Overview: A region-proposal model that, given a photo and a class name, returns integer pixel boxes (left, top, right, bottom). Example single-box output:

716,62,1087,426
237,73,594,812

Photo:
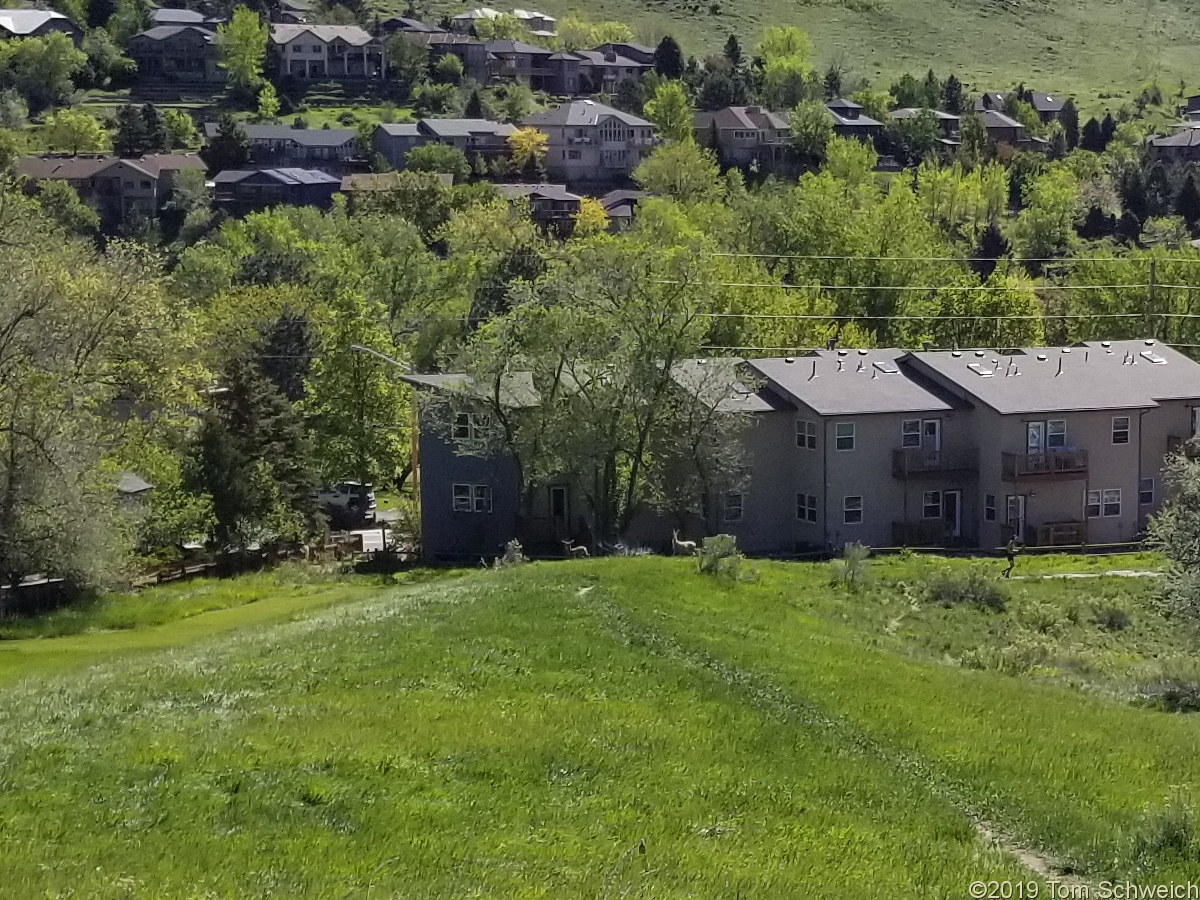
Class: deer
562,539,590,558
672,529,698,556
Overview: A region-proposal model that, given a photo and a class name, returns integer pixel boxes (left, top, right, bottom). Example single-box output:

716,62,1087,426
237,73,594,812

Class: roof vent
1061,347,1071,353
783,356,795,364
967,363,994,377
1140,350,1167,365
974,350,986,357
873,361,899,375
858,349,869,355
1036,354,1047,361
1100,341,1111,348
837,349,848,357
1145,339,1156,346
951,351,962,358
697,358,707,365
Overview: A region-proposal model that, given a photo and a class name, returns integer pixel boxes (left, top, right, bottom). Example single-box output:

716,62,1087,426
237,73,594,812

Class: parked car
314,481,376,522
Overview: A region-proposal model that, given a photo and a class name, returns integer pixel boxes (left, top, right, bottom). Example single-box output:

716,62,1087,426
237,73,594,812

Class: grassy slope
403,0,1199,102
1,554,1198,896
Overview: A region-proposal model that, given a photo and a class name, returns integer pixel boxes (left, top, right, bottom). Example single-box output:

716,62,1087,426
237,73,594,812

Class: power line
699,251,1200,265
655,279,1175,292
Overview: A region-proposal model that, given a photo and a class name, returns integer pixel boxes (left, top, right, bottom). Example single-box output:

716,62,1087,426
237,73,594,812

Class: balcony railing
891,446,978,479
1001,448,1088,481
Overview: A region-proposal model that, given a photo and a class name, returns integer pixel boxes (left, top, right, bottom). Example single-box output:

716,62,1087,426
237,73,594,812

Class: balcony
891,446,978,479
1001,448,1088,481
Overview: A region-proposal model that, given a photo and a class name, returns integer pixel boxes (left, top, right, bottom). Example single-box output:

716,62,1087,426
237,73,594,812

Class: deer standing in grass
672,530,698,556
562,539,589,558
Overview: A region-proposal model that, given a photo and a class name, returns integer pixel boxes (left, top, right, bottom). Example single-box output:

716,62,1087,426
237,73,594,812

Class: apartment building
406,340,1200,560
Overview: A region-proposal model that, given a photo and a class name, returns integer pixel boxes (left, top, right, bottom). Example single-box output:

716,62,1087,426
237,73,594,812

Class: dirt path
974,820,1093,889
1009,569,1160,580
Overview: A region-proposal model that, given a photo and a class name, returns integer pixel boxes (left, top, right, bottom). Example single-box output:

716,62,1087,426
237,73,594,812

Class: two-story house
203,123,358,169
0,8,81,43
826,98,884,141
270,24,385,80
1149,127,1200,164
523,100,657,185
211,166,342,213
372,118,516,169
693,105,791,167
404,340,1200,560
129,25,224,84
485,39,579,94
574,47,653,94
978,108,1026,147
17,153,206,227
148,8,222,29
888,107,961,145
495,182,581,233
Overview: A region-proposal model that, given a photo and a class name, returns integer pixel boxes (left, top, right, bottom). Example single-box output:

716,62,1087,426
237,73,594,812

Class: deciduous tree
216,5,268,98
644,80,693,144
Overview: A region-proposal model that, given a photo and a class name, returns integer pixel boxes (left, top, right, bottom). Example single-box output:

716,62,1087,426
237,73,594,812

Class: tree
0,32,87,111
383,33,428,97
113,103,146,156
942,74,964,114
216,5,268,98
141,102,169,151
889,73,924,109
0,89,25,128
654,35,685,79
201,113,250,172
1150,448,1200,616
573,197,609,236
43,108,108,154
1101,111,1117,145
163,108,199,148
754,25,811,65
788,100,833,162
1014,167,1078,262
498,81,535,123
80,27,135,89
507,126,548,176
970,220,1010,280
889,108,940,165
723,33,742,69
1177,175,1200,230
464,88,485,119
633,142,721,203
433,52,463,84
613,76,647,114
921,69,940,107
1079,116,1106,152
405,142,471,182
411,82,459,117
644,80,693,144
1060,98,1079,149
256,82,280,120
823,64,841,100
105,0,150,46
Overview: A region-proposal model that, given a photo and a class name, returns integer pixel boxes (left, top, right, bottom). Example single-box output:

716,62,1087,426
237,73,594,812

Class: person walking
1003,535,1022,578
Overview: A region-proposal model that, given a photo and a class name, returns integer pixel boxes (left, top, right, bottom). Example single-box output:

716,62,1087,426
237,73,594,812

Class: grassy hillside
3,554,1200,896
405,0,1200,103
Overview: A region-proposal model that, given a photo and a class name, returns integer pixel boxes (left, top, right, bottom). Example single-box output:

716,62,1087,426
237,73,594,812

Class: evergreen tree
889,73,923,108
1120,168,1148,222
87,0,116,30
112,103,146,156
464,88,485,119
1079,116,1105,152
654,35,684,79
971,220,1010,280
1059,98,1079,149
1076,205,1115,240
1100,111,1117,145
1176,174,1200,229
1048,128,1068,160
941,74,963,113
723,33,742,70
202,113,250,172
141,102,169,152
921,68,940,107
1115,210,1141,244
823,63,841,101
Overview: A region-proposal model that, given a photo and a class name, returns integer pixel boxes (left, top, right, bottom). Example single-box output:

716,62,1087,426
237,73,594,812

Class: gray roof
270,24,374,45
484,38,551,54
599,188,647,209
495,182,581,202
202,122,356,146
694,105,789,131
524,100,651,128
213,167,341,185
150,8,208,24
1028,91,1065,113
979,109,1024,130
117,471,154,495
746,350,953,416
672,359,779,413
376,122,421,137
826,102,883,128
419,117,515,138
380,15,441,32
907,341,1200,414
0,8,73,34
889,107,960,122
134,23,215,41
402,372,540,409
1151,129,1200,149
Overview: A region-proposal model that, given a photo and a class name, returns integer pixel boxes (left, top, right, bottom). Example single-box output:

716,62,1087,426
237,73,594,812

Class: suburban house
1149,127,1200,163
211,167,342,212
128,25,224,83
599,188,647,230
1181,94,1200,121
377,16,443,35
523,100,657,185
975,89,1066,123
203,123,359,169
495,182,581,233
974,91,1011,112
889,107,961,144
0,8,81,42
592,41,654,64
270,24,385,80
148,8,221,29
406,340,1200,560
826,98,884,140
372,118,516,169
270,0,313,24
485,39,580,94
450,7,556,37
16,153,205,226
978,108,1026,147
573,47,653,93
693,105,790,167
418,32,490,83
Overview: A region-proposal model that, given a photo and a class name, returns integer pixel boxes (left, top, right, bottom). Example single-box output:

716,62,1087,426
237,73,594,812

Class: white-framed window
922,491,941,519
843,495,862,525
452,483,492,513
835,422,855,451
452,411,489,442
723,491,743,522
901,419,921,448
796,493,817,522
1103,488,1121,517
1112,416,1130,445
1046,419,1066,448
1085,489,1101,518
984,493,996,521
1140,477,1155,505
796,419,816,449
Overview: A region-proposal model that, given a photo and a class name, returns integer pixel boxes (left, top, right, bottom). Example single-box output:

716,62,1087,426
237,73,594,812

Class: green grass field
4,553,1200,897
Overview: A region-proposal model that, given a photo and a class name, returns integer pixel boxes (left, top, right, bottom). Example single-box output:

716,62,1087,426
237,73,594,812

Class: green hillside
3,555,1200,897
410,0,1200,102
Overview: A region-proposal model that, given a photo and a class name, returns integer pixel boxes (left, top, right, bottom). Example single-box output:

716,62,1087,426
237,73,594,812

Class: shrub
923,569,1007,612
1093,604,1131,632
1018,598,1065,635
1127,792,1200,865
1136,679,1200,713
959,638,1051,675
696,534,752,581
829,541,870,592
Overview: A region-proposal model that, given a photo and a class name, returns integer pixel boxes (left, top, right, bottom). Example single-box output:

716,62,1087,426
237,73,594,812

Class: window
796,419,816,449
1140,477,1155,505
452,411,489,442
1103,488,1121,517
1112,416,1131,445
922,491,942,519
901,419,921,448
843,495,862,525
1086,490,1101,518
984,493,996,521
723,491,743,522
292,44,301,52
835,422,855,451
796,493,817,522
567,150,581,159
452,484,492,513
1047,419,1066,448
